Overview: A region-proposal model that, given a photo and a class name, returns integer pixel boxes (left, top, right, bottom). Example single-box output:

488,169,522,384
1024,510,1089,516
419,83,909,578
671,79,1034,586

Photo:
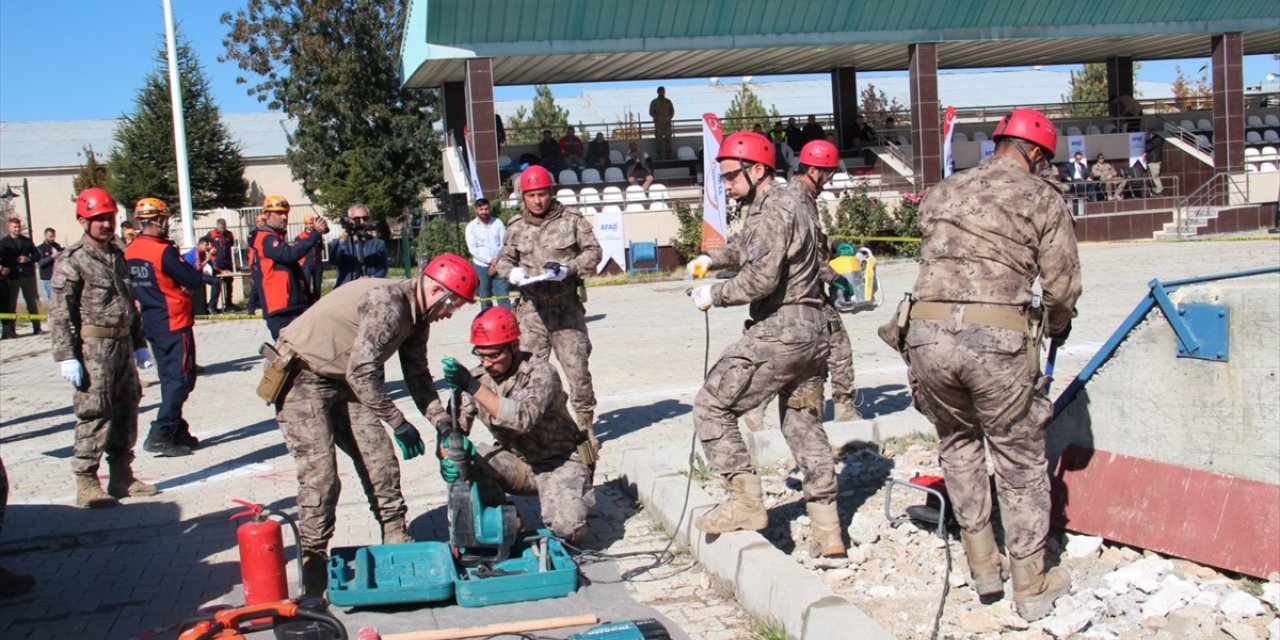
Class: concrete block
803,596,898,640
735,543,814,635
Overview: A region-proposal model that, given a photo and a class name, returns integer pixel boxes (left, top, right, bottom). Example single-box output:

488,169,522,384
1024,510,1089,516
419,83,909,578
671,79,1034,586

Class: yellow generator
829,245,882,313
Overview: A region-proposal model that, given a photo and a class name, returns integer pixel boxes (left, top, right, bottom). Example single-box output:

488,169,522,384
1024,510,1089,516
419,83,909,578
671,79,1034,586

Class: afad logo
599,223,619,231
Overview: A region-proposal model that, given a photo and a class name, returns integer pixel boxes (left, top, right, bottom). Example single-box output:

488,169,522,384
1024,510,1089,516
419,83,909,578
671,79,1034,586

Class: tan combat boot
106,460,158,499
806,501,847,558
1011,550,1071,621
381,517,414,544
833,396,861,422
694,474,768,534
300,550,329,598
960,523,1006,598
575,411,600,467
75,474,119,509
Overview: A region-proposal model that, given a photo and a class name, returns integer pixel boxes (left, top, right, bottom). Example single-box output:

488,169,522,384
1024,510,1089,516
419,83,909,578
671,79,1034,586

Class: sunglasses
719,167,745,183
471,346,507,361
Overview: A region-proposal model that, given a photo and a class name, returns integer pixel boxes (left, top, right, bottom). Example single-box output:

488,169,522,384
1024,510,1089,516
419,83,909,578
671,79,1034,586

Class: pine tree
73,145,111,195
1063,63,1110,117
506,85,570,145
722,84,781,134
108,37,248,211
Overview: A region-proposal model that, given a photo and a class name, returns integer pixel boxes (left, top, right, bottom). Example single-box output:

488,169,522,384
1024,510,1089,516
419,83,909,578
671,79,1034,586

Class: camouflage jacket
786,179,840,285
280,278,447,428
706,181,826,320
495,201,601,303
459,352,580,463
912,153,1082,334
48,238,146,362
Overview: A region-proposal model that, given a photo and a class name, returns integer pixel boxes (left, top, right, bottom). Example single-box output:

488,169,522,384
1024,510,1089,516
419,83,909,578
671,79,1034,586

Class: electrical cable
930,535,953,640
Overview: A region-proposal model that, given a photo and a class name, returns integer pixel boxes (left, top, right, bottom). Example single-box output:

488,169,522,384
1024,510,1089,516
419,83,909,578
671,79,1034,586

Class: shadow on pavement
155,442,289,492
0,401,158,437
199,355,260,376
596,399,691,443
851,383,912,418
199,418,278,448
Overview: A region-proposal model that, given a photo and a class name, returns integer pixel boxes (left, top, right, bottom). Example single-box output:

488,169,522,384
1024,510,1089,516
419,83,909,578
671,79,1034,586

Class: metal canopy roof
400,0,1280,88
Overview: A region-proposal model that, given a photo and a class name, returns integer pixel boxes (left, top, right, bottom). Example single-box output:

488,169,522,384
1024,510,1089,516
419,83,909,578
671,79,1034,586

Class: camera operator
330,203,388,288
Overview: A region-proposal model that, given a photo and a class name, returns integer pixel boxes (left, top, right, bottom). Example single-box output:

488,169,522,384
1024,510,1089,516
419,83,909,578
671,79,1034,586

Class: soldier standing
685,132,843,558
271,253,476,596
905,108,1080,621
649,86,675,160
497,166,602,464
439,307,594,544
252,195,328,339
49,188,158,508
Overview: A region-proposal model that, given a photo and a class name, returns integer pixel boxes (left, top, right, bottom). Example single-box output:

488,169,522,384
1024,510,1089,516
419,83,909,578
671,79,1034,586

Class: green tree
1171,65,1213,111
506,85,570,145
108,37,248,211
221,0,441,222
722,84,780,134
1063,63,1109,117
670,202,702,261
859,83,907,127
73,145,111,195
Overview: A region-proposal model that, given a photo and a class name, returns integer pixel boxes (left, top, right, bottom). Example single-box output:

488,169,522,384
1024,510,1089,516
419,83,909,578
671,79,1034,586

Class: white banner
594,208,625,274
701,113,728,251
941,106,957,177
463,126,483,202
1067,134,1086,160
980,140,996,160
1129,132,1147,168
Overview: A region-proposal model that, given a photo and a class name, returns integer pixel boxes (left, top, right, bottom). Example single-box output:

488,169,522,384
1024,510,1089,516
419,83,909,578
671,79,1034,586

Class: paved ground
0,237,1277,639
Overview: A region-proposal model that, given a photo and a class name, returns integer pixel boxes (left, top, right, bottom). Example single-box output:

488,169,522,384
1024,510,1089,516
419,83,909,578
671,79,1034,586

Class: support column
1211,33,1244,175
909,43,941,188
1105,56,1135,104
465,58,500,200
831,66,858,151
442,81,467,149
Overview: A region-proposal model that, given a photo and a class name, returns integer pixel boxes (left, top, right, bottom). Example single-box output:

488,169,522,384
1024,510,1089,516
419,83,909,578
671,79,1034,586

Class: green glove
835,242,857,257
831,277,855,299
435,432,476,484
393,423,426,460
442,357,476,393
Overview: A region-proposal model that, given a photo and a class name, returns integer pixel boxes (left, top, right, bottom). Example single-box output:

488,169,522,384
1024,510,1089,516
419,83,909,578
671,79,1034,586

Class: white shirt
465,216,506,267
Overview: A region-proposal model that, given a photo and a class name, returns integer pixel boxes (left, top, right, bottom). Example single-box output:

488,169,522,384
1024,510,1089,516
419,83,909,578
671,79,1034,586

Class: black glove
433,415,455,436
1049,320,1072,347
393,423,425,460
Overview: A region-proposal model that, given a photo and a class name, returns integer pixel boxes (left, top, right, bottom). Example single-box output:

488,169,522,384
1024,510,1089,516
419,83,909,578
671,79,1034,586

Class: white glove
508,266,528,286
544,264,570,282
59,359,84,387
134,348,155,370
691,285,714,312
687,255,712,280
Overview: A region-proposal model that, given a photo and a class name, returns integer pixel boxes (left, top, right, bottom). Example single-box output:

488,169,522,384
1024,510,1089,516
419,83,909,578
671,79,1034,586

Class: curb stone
619,445,897,640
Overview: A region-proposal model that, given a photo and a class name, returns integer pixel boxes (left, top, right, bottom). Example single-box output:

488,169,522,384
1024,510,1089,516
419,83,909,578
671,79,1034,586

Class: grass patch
880,430,938,456
750,616,787,640
680,453,717,484
1240,577,1264,597
585,270,685,287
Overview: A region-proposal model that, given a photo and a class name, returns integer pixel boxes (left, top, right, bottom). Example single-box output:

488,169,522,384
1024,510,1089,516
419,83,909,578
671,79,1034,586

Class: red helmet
799,140,839,169
471,307,521,347
422,253,478,302
520,165,555,192
716,131,775,169
76,188,118,219
993,109,1057,159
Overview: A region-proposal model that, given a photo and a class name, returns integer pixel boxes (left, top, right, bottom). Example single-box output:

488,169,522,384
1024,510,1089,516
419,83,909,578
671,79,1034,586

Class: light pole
0,178,34,236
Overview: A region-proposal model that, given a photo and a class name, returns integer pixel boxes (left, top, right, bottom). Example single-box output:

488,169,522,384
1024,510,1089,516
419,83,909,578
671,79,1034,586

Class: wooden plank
1051,445,1280,578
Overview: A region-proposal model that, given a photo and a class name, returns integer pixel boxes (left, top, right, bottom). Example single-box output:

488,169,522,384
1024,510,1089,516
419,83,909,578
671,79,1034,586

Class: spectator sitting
585,132,611,170
752,123,764,134
802,115,825,147
769,121,788,148
537,129,565,174
851,115,877,148
785,117,805,154
625,141,654,189
1060,152,1100,201
559,126,585,168
1090,153,1124,201
883,116,897,133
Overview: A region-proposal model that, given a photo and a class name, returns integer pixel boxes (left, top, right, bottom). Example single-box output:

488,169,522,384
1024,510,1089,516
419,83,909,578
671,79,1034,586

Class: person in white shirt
464,198,511,311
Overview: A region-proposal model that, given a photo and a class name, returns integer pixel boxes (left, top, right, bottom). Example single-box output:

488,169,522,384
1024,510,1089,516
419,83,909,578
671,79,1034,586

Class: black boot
143,432,192,457
174,421,199,449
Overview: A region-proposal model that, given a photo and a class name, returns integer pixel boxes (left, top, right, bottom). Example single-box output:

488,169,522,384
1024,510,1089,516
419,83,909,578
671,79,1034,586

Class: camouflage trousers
824,305,855,400
516,299,596,414
71,336,142,476
275,370,407,554
472,444,594,543
905,318,1053,560
692,316,838,503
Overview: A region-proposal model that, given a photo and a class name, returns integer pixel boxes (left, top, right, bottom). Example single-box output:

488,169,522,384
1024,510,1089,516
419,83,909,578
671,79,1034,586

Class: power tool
444,390,519,565
570,619,670,640
176,598,346,640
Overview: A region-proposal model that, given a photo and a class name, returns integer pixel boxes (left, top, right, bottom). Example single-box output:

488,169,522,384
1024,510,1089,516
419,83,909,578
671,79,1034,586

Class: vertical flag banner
701,113,728,251
1068,134,1087,159
941,106,957,178
463,126,484,202
980,140,996,160
1129,132,1148,168
594,208,626,274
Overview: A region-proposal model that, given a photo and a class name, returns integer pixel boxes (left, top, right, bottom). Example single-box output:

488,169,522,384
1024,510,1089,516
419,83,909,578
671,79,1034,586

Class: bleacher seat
1260,146,1278,160
1086,125,1102,135
1246,148,1261,158
581,205,599,215
627,240,659,275
818,191,837,201
1196,135,1211,147
1197,119,1212,131
558,169,579,185
1066,126,1082,136
578,187,601,205
898,135,909,145
649,201,669,212
1248,115,1264,128
1054,126,1063,135
1179,120,1196,132
648,184,668,205
1104,124,1118,134
582,168,603,184
1261,162,1278,172
1247,164,1259,173
610,150,625,165
604,167,625,182
973,131,989,141
601,186,624,204
677,146,697,161
830,172,852,190
1247,131,1264,144
499,155,512,167
625,203,646,213
1265,130,1280,143
624,185,646,202
601,204,623,215
954,132,969,142
1266,114,1280,127
556,188,577,205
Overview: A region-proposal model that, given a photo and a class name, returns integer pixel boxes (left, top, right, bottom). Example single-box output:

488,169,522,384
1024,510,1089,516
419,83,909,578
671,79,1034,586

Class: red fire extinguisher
229,499,302,606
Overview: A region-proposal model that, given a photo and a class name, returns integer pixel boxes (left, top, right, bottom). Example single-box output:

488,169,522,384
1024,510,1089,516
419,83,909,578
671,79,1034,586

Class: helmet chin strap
1012,140,1047,174
737,160,762,205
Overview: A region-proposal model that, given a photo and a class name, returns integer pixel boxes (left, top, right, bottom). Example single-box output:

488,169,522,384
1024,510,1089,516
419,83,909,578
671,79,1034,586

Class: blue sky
1,1,1276,123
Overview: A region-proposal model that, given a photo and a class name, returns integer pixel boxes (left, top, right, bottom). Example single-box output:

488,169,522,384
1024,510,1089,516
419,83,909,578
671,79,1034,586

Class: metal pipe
162,0,196,249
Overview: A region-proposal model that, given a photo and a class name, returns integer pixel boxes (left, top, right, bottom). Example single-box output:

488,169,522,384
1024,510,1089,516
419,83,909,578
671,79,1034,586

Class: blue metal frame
1053,265,1280,416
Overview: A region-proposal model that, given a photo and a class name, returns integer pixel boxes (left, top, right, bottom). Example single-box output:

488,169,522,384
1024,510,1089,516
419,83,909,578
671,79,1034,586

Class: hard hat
470,307,521,347
799,140,840,169
519,165,555,193
133,197,171,220
992,109,1057,159
716,131,775,169
421,253,478,302
263,195,291,213
75,187,118,219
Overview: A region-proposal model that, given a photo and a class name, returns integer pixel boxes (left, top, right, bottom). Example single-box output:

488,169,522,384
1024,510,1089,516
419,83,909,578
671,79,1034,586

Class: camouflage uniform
458,352,593,543
275,279,448,559
496,201,602,416
694,183,836,503
906,153,1082,560
48,239,146,478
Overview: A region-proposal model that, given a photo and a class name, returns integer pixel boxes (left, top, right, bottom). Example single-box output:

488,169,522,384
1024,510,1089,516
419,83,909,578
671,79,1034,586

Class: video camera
339,216,375,239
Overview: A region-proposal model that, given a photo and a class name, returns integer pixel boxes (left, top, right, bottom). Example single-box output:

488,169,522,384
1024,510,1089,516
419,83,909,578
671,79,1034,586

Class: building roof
401,0,1280,87
0,112,294,171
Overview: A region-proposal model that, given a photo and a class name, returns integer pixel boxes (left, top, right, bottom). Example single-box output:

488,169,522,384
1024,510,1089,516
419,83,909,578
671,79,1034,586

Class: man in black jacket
0,218,41,337
37,227,63,303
